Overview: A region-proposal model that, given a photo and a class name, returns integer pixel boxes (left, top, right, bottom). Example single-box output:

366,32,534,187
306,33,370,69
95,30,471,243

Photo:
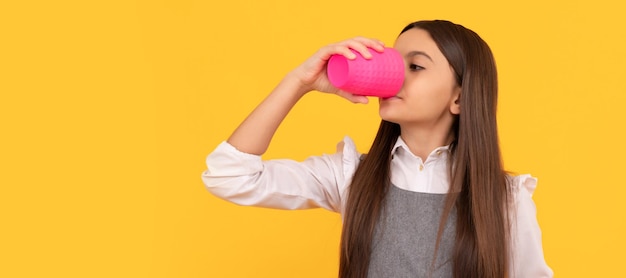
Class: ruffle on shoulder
338,136,361,182
510,174,538,196
507,174,539,208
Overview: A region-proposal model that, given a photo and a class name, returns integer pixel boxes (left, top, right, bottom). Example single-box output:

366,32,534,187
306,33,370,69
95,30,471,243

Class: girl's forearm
226,73,308,155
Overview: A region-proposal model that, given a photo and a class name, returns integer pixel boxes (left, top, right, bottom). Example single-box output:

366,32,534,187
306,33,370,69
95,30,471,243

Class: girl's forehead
394,29,445,62
395,29,432,45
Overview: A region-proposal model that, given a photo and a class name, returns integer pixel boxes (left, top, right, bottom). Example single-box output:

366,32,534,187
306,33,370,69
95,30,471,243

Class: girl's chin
378,110,397,123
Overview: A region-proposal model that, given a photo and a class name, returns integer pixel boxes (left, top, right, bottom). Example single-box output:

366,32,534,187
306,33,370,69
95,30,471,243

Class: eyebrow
406,51,433,62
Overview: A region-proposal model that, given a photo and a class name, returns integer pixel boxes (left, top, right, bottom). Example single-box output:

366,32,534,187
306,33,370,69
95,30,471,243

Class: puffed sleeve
508,174,554,277
201,136,361,212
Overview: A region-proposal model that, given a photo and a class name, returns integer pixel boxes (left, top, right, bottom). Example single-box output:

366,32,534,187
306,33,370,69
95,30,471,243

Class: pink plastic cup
327,47,404,98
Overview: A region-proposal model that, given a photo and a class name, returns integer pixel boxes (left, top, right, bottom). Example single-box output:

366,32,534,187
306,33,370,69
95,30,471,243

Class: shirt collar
392,136,451,159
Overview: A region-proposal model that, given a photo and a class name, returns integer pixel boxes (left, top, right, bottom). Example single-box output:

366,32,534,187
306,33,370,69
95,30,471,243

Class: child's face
379,28,461,131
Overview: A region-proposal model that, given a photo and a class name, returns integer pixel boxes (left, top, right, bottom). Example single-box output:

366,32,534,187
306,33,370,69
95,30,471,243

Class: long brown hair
339,20,510,278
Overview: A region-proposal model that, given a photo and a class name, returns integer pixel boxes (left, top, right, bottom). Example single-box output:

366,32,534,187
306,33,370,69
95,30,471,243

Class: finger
351,37,386,53
337,90,369,104
353,95,369,104
325,44,357,60
344,40,373,59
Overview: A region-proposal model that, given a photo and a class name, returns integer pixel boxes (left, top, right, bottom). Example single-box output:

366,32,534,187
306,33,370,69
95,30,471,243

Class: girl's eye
409,64,424,71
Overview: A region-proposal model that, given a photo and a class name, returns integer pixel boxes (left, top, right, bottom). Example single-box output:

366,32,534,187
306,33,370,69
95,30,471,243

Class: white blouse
202,136,553,277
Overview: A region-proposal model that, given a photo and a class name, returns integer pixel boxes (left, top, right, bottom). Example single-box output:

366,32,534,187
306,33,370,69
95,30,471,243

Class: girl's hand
289,37,386,104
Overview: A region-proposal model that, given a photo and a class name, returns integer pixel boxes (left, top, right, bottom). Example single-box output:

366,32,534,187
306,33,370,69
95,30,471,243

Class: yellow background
1,0,625,277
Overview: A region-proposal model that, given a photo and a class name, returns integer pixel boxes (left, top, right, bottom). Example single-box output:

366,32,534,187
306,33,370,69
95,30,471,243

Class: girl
202,20,553,278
